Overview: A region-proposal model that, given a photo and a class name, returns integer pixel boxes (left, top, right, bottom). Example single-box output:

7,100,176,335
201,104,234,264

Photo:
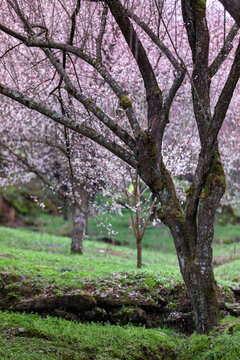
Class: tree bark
183,263,218,333
137,131,226,333
137,241,142,269
218,0,240,26
71,188,90,254
71,204,84,254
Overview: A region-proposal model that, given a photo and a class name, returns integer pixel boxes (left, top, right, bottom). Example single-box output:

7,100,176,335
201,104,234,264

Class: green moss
169,302,177,310
186,184,194,198
201,150,226,200
6,292,21,303
193,0,206,9
15,327,50,340
154,87,161,95
120,96,132,109
145,278,157,288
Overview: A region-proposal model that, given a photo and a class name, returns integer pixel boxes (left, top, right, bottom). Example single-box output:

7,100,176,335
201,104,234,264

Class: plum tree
0,0,239,333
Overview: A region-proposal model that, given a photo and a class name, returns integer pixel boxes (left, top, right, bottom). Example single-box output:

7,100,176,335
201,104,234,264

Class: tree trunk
71,188,90,254
162,208,220,333
137,133,225,333
183,263,218,333
137,240,142,268
71,204,85,254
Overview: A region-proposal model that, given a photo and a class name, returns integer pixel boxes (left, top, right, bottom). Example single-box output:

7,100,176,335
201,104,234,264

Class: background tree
0,97,119,254
123,167,156,269
0,0,239,333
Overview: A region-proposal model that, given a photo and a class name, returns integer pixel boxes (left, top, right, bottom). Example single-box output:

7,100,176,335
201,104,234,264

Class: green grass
33,209,240,252
0,223,239,289
214,224,240,244
0,311,239,360
214,259,240,285
28,213,72,237
88,210,175,252
0,226,181,291
0,217,239,359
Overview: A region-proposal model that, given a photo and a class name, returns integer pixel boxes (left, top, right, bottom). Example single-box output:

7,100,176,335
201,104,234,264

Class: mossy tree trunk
137,131,226,333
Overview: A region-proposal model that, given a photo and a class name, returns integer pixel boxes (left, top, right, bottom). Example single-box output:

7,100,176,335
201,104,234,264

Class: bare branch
69,0,81,45
96,3,108,62
126,8,181,72
218,0,240,26
104,0,163,136
209,38,240,146
36,47,137,151
209,22,239,78
0,42,22,59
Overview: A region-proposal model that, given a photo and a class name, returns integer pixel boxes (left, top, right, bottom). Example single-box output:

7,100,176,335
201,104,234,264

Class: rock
15,293,96,313
94,291,160,310
111,306,148,325
54,309,78,321
165,311,194,333
82,307,108,322
18,328,26,333
225,303,240,316
231,287,240,301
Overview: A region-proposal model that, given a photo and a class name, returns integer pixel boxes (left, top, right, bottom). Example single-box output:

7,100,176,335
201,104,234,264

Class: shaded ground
0,271,239,334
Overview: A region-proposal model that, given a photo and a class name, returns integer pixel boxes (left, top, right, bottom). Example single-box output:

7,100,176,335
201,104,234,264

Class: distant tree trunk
62,196,70,221
137,240,142,268
71,188,89,254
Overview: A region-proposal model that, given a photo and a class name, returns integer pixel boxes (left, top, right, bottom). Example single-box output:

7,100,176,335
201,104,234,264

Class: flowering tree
0,0,239,333
0,97,118,254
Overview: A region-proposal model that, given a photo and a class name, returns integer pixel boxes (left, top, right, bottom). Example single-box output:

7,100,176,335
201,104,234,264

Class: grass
0,226,181,291
0,311,239,359
0,209,239,359
0,224,239,289
89,210,175,252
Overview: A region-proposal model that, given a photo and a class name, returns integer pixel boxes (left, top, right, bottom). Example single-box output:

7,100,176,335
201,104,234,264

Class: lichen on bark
201,150,226,200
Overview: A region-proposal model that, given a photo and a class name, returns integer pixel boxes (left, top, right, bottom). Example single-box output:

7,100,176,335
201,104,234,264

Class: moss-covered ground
0,207,239,359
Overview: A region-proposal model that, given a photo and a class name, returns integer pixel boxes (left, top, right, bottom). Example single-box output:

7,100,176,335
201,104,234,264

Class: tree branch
96,3,108,62
218,0,240,26
209,22,239,78
104,0,163,137
182,0,210,145
0,83,137,168
125,8,181,72
0,23,141,136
